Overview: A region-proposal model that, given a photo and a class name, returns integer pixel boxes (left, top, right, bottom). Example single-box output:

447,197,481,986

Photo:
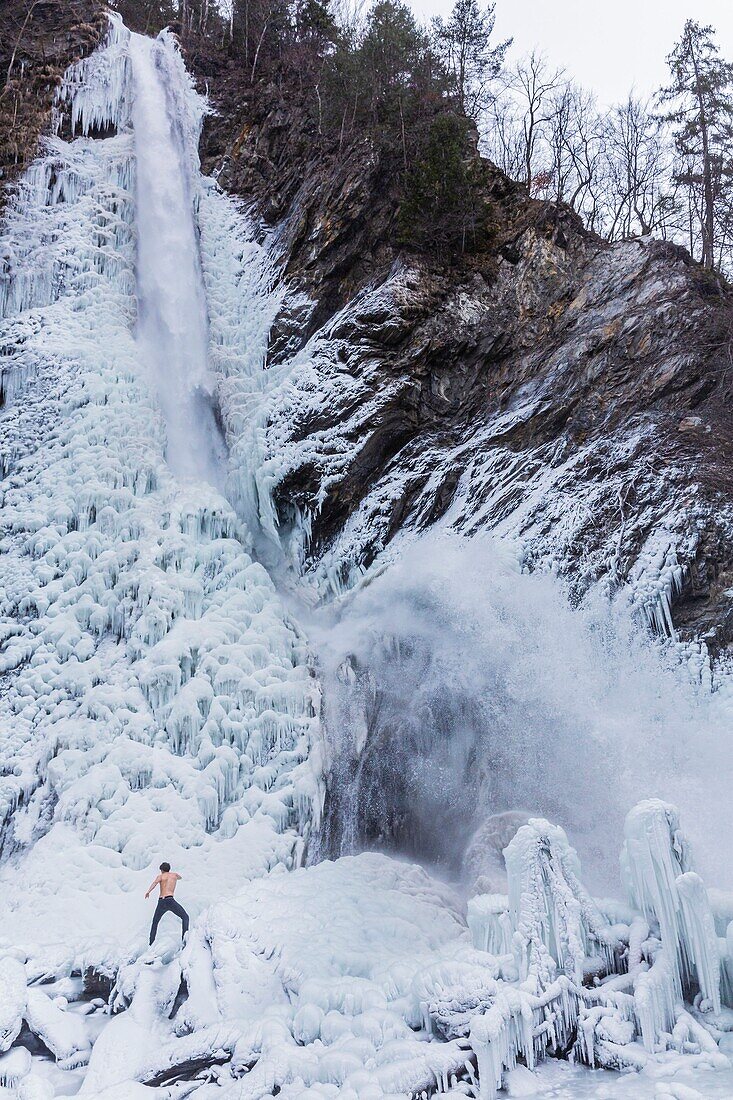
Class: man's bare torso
158,871,180,898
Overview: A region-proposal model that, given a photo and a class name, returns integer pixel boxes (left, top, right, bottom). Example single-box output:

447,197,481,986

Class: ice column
621,800,721,1013
504,818,612,988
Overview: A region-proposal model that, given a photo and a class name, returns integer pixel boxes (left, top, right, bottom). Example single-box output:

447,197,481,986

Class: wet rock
83,967,113,1001
678,415,707,432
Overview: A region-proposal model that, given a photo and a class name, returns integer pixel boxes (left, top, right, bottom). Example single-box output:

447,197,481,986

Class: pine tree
431,0,510,119
359,1,425,114
660,20,733,269
398,113,488,255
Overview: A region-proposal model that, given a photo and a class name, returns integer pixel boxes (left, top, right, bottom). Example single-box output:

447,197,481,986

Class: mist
309,533,733,892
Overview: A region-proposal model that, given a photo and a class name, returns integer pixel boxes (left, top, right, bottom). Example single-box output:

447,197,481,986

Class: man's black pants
149,896,190,945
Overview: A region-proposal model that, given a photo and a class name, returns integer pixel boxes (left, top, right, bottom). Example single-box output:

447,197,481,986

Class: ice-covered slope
0,17,320,978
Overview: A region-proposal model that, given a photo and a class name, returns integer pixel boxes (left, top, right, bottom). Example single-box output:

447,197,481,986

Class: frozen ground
0,16,732,1100
7,836,733,1099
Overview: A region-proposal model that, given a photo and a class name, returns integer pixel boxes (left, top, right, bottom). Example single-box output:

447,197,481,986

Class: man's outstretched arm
145,875,161,899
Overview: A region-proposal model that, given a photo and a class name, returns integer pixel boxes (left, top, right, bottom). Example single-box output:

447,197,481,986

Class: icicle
621,800,721,1014
677,872,721,1014
56,14,133,138
467,895,512,956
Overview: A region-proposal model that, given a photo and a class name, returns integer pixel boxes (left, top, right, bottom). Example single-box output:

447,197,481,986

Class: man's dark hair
160,862,171,873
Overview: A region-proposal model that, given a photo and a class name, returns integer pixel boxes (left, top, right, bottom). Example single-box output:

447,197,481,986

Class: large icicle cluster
196,179,288,543
0,17,320,984
466,802,733,1098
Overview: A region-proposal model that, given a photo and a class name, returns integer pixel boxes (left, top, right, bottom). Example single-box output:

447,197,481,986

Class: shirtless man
145,862,189,945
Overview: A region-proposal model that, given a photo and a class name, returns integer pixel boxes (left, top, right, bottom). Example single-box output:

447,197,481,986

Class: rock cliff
196,65,733,652
0,0,105,203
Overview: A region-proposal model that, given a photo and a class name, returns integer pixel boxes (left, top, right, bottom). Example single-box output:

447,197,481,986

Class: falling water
129,33,226,486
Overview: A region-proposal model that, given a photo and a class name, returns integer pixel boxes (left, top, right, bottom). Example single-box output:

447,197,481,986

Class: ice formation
0,15,732,1100
3,798,727,1098
466,805,733,1098
0,16,319,975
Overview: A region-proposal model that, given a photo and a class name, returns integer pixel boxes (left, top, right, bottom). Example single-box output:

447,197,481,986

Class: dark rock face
259,227,733,643
0,0,106,207
83,967,114,1000
198,78,405,339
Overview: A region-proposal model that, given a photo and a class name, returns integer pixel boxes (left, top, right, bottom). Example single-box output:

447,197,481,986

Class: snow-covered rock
24,990,90,1068
0,959,26,1053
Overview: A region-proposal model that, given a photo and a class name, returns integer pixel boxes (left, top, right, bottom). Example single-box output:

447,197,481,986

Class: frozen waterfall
0,7,319,1027
0,14,731,1100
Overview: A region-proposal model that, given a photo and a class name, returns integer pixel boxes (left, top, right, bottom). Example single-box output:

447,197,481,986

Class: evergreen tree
431,0,510,119
398,112,488,255
295,0,337,47
232,0,293,80
359,0,426,125
321,0,445,155
660,20,733,269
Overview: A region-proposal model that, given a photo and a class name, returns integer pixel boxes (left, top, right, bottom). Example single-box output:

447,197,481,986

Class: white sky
407,0,733,105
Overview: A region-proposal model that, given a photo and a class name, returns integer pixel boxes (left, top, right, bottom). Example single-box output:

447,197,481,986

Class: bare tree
2,0,44,96
546,83,605,226
330,0,367,41
600,95,676,241
497,52,566,189
476,29,733,271
482,93,525,179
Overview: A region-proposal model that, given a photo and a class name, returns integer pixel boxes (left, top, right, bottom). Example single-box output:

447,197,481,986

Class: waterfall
0,18,732,1099
128,33,226,487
